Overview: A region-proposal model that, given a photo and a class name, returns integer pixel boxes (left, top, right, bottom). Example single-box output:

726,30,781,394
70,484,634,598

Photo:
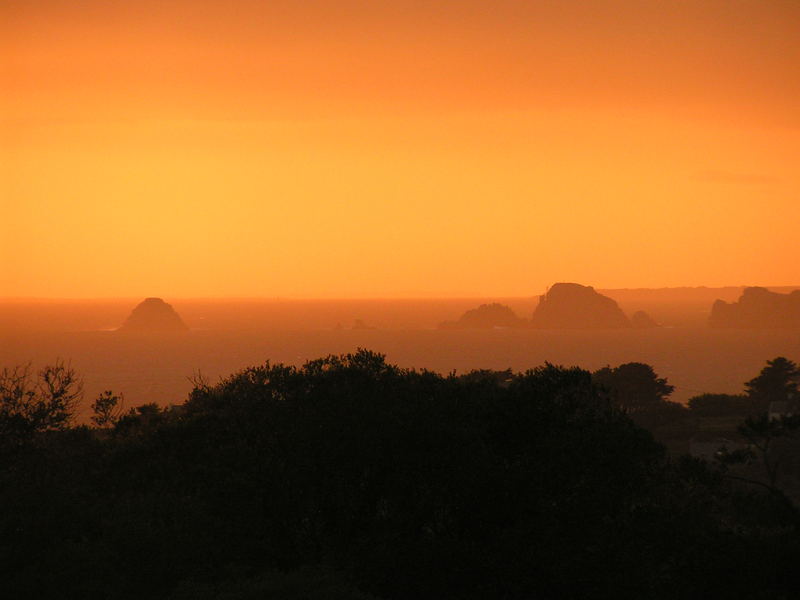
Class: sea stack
118,298,188,332
709,287,800,329
531,283,631,329
439,303,525,329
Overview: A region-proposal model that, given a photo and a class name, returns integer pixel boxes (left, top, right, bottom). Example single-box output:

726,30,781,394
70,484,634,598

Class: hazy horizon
4,283,800,302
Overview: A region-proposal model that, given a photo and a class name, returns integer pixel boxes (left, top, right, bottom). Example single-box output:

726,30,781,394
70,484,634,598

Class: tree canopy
745,356,800,408
1,351,799,599
592,362,675,411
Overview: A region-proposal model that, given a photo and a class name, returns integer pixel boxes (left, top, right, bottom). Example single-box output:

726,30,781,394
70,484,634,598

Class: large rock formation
118,298,188,332
709,287,800,329
439,303,525,329
531,283,630,329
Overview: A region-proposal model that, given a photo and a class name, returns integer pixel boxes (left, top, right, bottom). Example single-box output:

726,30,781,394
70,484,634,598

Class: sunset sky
3,0,799,298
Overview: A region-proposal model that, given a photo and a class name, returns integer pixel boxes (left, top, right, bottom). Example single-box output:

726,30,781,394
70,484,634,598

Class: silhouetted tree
593,362,674,411
714,358,800,513
90,390,124,428
0,360,82,445
745,356,800,410
717,412,800,520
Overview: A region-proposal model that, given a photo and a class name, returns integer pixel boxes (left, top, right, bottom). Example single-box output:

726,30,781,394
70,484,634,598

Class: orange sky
2,0,799,298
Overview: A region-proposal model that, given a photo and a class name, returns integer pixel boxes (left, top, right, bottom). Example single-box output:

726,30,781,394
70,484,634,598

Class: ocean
2,296,799,417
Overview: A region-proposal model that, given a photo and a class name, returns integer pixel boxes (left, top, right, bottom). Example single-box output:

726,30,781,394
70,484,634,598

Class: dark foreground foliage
2,350,799,599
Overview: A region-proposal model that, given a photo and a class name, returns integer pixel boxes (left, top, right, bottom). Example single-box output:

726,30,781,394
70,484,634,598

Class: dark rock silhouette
709,287,800,329
439,303,525,329
531,283,630,329
118,298,188,332
631,310,659,328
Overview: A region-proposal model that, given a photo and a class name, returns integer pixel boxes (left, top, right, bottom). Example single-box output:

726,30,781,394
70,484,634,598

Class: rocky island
118,298,189,332
709,287,800,329
439,303,525,329
530,283,631,329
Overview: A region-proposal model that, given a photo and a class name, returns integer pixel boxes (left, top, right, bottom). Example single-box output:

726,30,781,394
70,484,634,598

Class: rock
531,283,630,329
439,303,525,329
118,298,188,332
631,310,659,328
709,287,800,328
